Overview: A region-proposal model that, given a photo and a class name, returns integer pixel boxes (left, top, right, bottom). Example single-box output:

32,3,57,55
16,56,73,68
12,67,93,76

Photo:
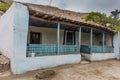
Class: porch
27,17,114,57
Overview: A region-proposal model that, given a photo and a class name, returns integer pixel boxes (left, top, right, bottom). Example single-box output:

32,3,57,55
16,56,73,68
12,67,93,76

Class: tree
110,9,120,19
84,12,107,25
84,12,120,31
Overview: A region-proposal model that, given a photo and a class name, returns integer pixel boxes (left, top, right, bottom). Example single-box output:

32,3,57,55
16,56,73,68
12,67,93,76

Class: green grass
0,2,12,12
35,70,56,79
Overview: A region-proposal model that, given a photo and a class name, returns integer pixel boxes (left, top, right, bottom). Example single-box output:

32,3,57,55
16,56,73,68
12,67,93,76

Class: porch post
112,34,114,48
78,27,81,52
90,28,93,53
57,23,60,55
102,32,105,52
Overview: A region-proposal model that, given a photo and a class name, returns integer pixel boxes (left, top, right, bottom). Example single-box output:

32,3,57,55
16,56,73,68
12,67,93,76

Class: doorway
30,32,42,44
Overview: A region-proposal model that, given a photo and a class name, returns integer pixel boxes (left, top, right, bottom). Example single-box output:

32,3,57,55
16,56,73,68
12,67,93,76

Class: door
66,32,74,45
30,32,41,44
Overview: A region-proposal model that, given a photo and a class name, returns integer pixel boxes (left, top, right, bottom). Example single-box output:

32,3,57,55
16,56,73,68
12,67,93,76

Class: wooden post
57,23,60,55
90,28,93,53
102,32,105,52
78,27,81,52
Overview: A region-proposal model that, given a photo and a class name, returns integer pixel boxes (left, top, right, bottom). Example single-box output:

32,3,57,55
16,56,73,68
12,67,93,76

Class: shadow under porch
80,29,114,54
27,17,114,57
80,29,114,61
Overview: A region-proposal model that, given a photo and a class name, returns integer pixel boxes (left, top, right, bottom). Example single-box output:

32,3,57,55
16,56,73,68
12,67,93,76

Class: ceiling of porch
29,18,107,35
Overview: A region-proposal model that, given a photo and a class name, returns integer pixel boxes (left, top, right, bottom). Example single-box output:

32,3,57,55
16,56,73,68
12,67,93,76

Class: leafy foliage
84,12,120,31
0,2,12,12
84,12,106,24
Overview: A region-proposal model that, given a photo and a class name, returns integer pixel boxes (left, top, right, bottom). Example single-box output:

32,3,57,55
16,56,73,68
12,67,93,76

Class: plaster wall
14,54,81,74
11,2,82,74
82,53,115,61
0,3,14,58
114,32,120,59
28,26,64,44
76,32,112,46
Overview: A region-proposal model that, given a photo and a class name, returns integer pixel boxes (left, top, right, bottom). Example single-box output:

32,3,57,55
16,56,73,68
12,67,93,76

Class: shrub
0,2,12,12
35,70,56,79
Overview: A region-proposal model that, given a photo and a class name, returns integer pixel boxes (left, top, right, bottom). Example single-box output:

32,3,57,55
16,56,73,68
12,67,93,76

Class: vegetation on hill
0,1,12,12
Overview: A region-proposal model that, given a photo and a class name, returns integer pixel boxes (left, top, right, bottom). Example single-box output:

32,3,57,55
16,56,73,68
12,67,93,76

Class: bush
0,2,12,12
35,70,56,79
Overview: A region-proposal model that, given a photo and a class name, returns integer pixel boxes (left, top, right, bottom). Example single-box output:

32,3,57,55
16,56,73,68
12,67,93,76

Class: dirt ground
1,60,120,80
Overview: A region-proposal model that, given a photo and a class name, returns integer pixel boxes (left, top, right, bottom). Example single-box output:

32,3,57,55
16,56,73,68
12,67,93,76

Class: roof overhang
24,3,116,33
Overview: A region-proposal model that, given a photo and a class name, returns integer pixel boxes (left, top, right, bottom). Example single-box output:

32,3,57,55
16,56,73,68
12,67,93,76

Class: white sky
14,0,120,15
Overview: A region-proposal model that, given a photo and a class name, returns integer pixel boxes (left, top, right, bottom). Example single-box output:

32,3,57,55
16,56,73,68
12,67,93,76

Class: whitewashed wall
28,26,64,44
114,32,120,59
82,53,115,61
10,2,29,74
9,2,81,74
76,32,112,46
13,54,81,74
0,3,14,58
105,33,112,46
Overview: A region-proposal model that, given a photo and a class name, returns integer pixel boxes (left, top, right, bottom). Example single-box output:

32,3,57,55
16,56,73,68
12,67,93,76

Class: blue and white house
0,2,119,74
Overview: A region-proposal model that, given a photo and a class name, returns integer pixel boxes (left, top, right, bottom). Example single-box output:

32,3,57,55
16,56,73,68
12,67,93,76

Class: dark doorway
30,32,41,44
66,32,74,45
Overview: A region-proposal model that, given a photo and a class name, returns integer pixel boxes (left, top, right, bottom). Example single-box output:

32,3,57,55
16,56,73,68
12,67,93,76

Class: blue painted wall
11,2,29,74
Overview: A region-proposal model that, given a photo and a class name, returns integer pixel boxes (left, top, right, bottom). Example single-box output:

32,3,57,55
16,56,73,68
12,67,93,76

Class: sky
14,0,120,15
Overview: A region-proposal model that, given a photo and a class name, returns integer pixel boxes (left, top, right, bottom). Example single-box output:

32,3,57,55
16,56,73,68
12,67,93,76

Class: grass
0,2,12,12
35,70,56,79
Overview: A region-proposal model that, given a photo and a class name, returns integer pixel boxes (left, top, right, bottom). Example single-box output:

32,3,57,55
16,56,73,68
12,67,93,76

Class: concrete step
81,60,90,64
81,57,86,60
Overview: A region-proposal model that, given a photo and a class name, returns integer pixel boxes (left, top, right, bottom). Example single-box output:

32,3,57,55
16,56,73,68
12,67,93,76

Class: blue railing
92,46,113,53
91,46,103,53
80,45,90,53
105,46,114,53
59,45,79,54
27,44,114,56
81,45,113,53
27,44,79,56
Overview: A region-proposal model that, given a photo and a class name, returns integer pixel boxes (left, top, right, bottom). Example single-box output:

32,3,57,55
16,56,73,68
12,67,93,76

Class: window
30,32,42,44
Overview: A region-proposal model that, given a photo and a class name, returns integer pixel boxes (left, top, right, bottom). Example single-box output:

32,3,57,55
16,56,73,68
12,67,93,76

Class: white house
0,2,120,74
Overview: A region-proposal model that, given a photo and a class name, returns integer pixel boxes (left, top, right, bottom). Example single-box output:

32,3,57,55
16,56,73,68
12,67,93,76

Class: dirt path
0,60,120,80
